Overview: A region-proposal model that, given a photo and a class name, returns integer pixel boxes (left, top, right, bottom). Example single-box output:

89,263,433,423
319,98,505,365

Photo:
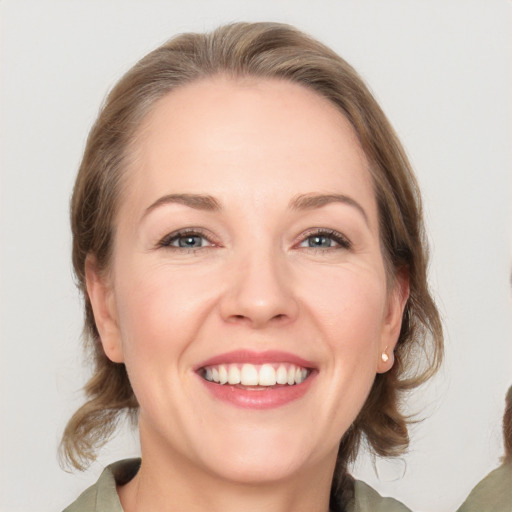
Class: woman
61,22,443,512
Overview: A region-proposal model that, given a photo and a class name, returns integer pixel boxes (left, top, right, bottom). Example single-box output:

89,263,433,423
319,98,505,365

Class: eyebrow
143,193,221,219
289,193,369,225
142,192,368,225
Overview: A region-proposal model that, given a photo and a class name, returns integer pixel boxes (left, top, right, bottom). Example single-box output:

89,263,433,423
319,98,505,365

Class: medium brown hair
503,385,512,462
62,22,443,490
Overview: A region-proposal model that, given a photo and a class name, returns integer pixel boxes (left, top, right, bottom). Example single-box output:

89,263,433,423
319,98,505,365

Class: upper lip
195,350,316,370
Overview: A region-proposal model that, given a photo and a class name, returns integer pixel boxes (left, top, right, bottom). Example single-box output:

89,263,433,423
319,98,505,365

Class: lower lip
198,373,316,409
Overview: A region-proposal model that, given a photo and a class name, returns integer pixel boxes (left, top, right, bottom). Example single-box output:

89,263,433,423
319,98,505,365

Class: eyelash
297,229,351,251
158,229,217,252
157,228,351,252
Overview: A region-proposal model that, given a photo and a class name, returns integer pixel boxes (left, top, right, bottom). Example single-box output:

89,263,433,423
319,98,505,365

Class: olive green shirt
456,463,512,512
63,458,411,512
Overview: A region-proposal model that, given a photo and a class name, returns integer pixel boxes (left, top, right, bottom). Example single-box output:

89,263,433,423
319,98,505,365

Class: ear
85,255,124,363
377,269,410,373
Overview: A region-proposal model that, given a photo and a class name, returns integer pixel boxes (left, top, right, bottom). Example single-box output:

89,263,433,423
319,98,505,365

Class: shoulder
62,459,141,512
456,463,512,512
347,480,412,512
62,484,100,512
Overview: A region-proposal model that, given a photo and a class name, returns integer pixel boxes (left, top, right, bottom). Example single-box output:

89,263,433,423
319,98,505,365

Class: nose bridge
221,240,298,327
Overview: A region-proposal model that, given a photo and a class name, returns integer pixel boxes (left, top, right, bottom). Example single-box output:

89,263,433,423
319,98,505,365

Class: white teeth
227,365,241,385
295,368,308,384
258,364,276,386
218,365,228,384
240,364,259,386
287,366,295,385
203,363,310,387
276,365,288,385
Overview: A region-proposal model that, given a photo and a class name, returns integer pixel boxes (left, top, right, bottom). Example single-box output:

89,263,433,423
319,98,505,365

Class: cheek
110,265,205,409
301,265,388,347
112,261,218,360
301,271,388,438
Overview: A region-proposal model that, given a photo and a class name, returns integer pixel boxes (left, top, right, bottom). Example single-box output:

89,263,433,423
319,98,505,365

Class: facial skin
86,77,408,512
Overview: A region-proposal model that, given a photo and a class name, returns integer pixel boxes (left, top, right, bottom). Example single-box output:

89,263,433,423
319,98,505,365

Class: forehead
136,75,366,163
124,76,376,221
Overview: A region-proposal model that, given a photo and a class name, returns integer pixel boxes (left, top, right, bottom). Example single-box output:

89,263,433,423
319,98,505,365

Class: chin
193,427,326,485
206,453,308,485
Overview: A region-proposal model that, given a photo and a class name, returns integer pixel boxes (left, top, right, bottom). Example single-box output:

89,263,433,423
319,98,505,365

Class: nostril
220,283,299,327
227,313,289,326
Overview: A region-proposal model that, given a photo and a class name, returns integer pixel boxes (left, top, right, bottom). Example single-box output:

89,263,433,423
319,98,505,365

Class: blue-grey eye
298,230,351,250
159,229,215,250
175,235,204,248
306,235,333,248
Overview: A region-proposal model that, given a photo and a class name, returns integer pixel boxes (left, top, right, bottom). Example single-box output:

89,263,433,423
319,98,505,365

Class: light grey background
1,1,511,511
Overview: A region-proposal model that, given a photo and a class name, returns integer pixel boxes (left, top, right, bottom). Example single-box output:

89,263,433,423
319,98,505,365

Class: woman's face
87,77,407,484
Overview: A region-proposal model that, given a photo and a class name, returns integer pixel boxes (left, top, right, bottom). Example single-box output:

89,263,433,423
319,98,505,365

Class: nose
219,249,299,328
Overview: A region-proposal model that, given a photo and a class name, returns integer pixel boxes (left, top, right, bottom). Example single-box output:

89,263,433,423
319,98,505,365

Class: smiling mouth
200,363,311,387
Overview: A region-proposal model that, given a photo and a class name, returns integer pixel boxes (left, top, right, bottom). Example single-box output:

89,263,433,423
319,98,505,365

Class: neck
118,431,337,512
